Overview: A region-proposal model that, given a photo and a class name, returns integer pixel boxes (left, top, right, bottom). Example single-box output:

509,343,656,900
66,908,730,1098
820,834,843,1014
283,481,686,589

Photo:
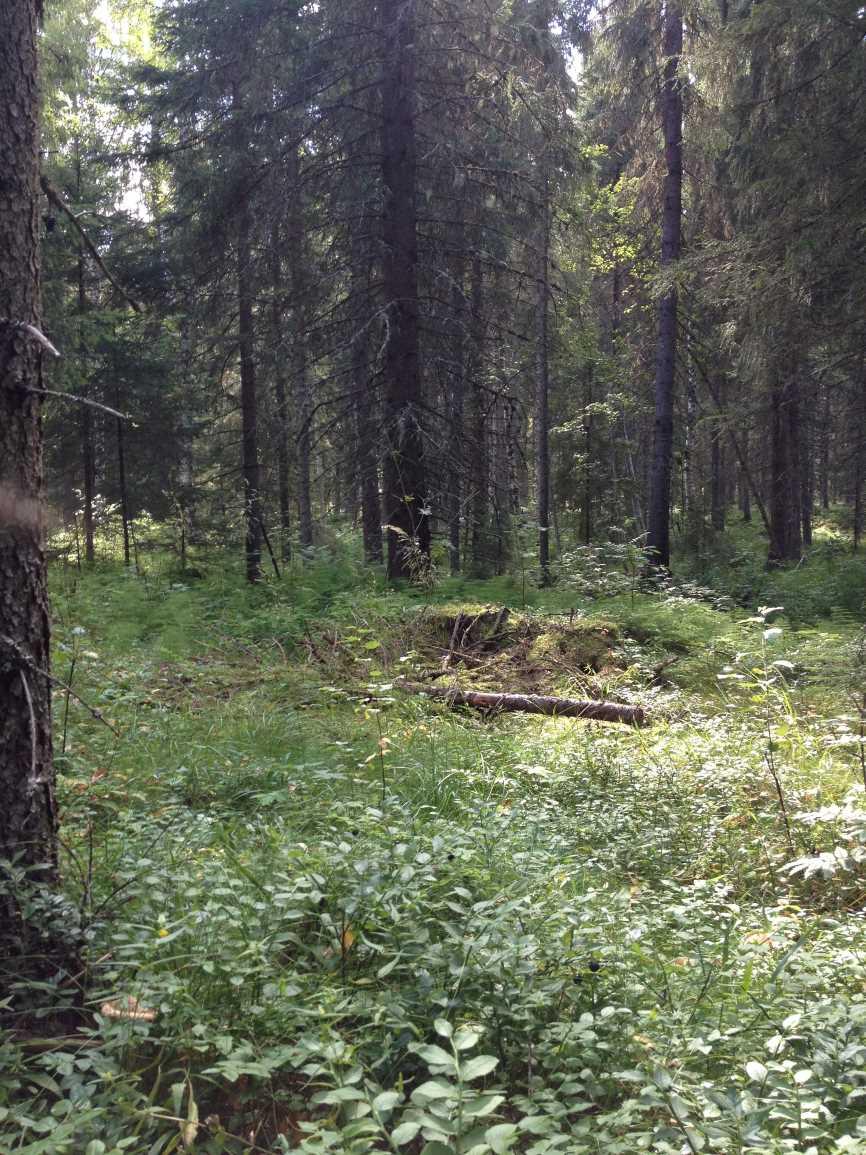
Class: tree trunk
286,147,313,551
468,250,489,577
536,170,552,585
447,206,467,575
116,409,130,567
237,194,263,583
739,428,752,521
645,0,683,570
820,382,831,510
77,251,96,563
354,315,383,564
269,236,292,560
380,0,429,579
583,363,594,545
0,0,58,927
710,376,726,533
768,368,802,565
854,358,865,552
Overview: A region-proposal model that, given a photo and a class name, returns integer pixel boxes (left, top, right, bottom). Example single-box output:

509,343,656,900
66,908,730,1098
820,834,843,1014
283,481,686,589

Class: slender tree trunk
820,382,831,509
583,363,594,545
468,250,489,576
854,358,866,552
269,236,292,560
284,147,313,551
77,251,96,563
116,405,130,567
0,0,58,925
380,0,429,579
739,428,752,521
237,194,263,583
645,0,683,570
710,377,726,532
536,170,552,584
768,368,802,565
447,205,467,574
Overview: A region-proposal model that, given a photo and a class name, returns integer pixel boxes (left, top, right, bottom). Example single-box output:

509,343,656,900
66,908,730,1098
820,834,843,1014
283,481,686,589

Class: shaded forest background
37,0,866,588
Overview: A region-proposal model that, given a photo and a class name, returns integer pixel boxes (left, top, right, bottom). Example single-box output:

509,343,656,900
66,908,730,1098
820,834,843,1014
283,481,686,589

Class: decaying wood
401,682,647,726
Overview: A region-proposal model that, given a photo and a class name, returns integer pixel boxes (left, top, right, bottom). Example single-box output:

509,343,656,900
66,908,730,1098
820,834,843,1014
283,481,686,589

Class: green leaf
377,955,401,978
417,1044,456,1069
412,1080,455,1102
453,1026,481,1052
485,1123,518,1153
745,1060,768,1082
434,1018,453,1038
462,1094,504,1118
392,1122,422,1146
373,1090,401,1113
461,1054,498,1081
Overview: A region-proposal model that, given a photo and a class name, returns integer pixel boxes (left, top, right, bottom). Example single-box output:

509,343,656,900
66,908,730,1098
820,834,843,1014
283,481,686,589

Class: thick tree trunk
645,0,683,570
237,197,263,583
380,0,429,580
0,0,58,911
354,317,383,564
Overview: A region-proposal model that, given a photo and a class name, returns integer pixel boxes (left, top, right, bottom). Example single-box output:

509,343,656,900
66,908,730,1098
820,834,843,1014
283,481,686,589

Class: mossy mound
410,607,620,695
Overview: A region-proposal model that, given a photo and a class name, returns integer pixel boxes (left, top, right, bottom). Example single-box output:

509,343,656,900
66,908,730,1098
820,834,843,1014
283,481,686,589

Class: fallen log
401,683,647,727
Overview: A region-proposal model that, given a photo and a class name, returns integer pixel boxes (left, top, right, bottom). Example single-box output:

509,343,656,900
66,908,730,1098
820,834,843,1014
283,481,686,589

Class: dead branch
400,682,647,726
40,176,143,313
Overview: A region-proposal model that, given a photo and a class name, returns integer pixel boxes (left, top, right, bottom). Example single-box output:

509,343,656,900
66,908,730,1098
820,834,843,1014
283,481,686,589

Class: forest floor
7,541,866,1155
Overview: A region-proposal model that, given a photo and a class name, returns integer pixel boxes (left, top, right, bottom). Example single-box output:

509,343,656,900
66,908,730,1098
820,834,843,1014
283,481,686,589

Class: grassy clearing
5,549,866,1154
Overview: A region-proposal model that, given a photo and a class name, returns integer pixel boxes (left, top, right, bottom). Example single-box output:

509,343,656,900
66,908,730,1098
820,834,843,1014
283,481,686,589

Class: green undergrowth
5,552,866,1154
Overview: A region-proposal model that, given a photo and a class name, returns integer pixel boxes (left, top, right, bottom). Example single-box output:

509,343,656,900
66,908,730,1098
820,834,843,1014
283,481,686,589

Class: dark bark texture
0,0,57,877
645,0,683,569
380,0,430,579
768,368,803,564
237,196,263,583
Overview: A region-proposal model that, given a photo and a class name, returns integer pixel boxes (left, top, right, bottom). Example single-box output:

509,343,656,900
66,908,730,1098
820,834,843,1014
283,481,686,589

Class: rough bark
768,368,803,565
380,0,429,579
468,249,489,576
286,146,313,551
854,358,866,552
0,0,58,899
447,204,467,575
403,684,647,727
710,378,726,532
536,169,552,584
269,236,292,560
237,192,263,583
77,251,96,564
645,0,683,570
